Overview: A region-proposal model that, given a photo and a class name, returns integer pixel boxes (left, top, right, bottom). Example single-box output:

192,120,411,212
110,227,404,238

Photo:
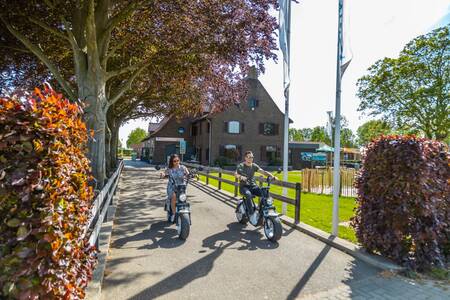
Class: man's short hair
244,151,253,157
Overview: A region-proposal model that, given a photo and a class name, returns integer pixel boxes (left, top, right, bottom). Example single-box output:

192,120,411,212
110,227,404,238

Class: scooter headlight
179,194,187,202
266,196,273,205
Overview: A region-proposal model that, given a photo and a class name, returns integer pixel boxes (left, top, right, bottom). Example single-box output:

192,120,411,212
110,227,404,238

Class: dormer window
248,98,259,110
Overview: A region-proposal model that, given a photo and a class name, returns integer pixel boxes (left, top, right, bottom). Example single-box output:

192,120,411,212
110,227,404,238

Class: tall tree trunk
105,122,112,177
79,75,108,189
107,110,120,171
111,125,119,169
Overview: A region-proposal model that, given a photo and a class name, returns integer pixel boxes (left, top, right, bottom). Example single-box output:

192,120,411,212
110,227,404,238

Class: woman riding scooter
160,154,189,223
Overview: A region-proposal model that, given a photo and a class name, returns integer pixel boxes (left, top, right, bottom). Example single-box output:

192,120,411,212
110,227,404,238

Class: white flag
279,0,291,88
339,0,352,76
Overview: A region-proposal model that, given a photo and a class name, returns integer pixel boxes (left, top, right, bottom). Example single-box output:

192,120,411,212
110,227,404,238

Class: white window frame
228,121,240,134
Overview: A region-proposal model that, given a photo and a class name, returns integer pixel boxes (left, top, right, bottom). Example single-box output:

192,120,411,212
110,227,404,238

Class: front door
164,144,179,164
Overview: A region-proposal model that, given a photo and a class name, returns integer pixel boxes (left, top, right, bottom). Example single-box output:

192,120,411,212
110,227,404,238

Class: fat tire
264,216,282,242
178,214,190,240
236,203,248,224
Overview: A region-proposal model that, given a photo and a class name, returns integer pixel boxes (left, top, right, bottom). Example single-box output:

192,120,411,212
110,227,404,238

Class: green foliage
290,124,356,148
118,149,134,158
340,128,356,148
289,128,304,141
214,156,237,168
352,135,449,270
0,87,96,299
357,25,450,140
356,120,392,146
126,128,147,148
310,126,331,144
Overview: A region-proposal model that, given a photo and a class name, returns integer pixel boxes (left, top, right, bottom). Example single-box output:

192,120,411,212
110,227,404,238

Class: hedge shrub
352,135,449,270
0,87,96,299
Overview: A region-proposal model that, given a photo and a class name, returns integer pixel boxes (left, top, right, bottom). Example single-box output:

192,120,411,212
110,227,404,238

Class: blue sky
120,0,449,146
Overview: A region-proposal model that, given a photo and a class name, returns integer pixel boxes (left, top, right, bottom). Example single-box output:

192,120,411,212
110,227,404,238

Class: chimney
247,66,258,79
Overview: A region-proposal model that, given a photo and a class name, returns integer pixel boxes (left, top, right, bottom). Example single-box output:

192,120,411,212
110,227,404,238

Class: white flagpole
332,0,345,236
280,0,291,215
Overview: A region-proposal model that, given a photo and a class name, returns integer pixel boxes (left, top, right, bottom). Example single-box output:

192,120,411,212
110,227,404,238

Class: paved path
101,160,449,300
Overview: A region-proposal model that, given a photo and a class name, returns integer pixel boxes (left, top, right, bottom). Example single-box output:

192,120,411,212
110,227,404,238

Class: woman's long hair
168,154,180,169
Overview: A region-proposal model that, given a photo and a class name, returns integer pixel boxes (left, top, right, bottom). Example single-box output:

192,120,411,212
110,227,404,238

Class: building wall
191,120,211,165
145,118,193,164
208,78,285,166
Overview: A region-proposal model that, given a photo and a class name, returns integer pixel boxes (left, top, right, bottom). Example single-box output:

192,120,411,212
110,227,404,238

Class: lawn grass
197,172,357,243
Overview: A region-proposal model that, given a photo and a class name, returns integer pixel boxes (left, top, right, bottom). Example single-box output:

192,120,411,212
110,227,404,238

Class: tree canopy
356,120,393,146
357,25,449,141
0,0,280,185
126,128,147,148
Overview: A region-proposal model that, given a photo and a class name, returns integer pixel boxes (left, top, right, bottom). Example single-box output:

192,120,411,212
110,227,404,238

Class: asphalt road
101,161,449,300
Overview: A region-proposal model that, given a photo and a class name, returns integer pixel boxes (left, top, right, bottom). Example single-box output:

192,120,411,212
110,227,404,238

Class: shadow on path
128,242,231,300
202,222,279,251
112,220,186,250
286,243,332,299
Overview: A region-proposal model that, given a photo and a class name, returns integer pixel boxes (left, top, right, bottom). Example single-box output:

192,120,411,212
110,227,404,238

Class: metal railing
184,162,302,224
82,160,124,248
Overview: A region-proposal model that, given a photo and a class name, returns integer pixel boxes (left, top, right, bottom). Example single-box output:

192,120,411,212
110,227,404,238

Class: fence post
234,176,238,197
321,171,324,194
295,182,301,224
218,169,222,190
206,168,209,185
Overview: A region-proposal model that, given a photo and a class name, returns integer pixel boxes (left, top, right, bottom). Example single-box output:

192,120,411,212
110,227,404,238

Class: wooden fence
82,159,124,248
184,162,302,224
301,168,357,197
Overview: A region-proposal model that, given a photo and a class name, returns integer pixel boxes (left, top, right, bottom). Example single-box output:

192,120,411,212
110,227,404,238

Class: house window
219,144,242,161
227,121,240,134
259,122,279,136
248,98,259,110
265,145,280,163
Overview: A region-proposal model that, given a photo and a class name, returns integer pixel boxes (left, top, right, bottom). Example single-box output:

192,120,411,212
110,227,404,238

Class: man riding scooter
235,150,275,224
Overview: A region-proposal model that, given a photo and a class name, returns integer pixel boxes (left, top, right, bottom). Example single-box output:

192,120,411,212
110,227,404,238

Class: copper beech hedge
352,135,449,270
0,87,96,299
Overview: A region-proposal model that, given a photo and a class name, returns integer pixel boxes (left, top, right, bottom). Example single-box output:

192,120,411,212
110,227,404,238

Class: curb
191,180,405,273
85,201,118,299
279,216,404,272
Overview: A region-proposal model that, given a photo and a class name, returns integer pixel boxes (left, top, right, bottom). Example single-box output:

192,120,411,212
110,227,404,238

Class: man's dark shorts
239,185,262,199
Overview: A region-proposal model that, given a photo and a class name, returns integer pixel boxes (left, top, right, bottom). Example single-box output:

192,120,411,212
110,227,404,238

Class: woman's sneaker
170,214,175,223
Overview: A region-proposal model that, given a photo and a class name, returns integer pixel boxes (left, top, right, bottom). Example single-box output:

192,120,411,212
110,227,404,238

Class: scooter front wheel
177,213,190,240
264,216,282,242
235,202,248,225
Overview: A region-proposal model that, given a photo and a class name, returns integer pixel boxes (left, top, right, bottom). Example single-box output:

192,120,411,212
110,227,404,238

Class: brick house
141,68,289,166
